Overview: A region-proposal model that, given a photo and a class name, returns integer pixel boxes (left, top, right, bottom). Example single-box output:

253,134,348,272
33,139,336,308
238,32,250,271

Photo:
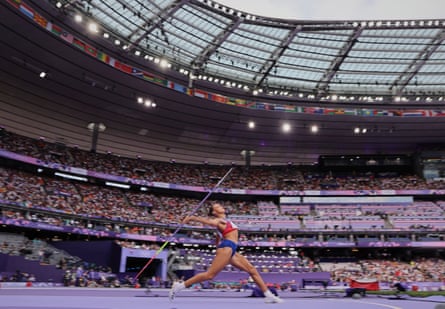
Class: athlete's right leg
169,247,232,301
230,253,283,303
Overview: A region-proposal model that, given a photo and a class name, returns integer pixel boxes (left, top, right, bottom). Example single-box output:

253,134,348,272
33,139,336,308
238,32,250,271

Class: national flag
108,57,116,67
46,21,53,31
19,3,34,19
141,72,164,84
227,97,237,105
273,105,286,111
294,106,304,113
60,31,74,44
382,110,394,116
305,107,324,114
131,68,143,77
245,101,256,108
361,109,373,116
283,105,297,112
33,13,47,28
72,38,86,51
423,110,437,117
84,44,97,57
373,109,384,116
114,61,132,74
264,103,274,110
434,110,445,117
391,110,402,116
51,24,62,36
344,109,357,116
209,93,227,104
335,109,345,115
226,97,247,106
234,98,247,106
324,108,337,115
193,89,207,99
155,77,169,87
173,83,188,93
255,103,266,110
6,0,22,9
142,72,155,82
96,51,109,63
400,110,425,117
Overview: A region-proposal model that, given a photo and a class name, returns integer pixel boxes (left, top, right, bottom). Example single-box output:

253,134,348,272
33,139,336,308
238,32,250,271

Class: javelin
134,167,233,282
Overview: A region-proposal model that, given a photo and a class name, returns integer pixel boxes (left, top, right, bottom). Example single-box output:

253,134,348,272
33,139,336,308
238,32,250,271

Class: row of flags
9,0,445,118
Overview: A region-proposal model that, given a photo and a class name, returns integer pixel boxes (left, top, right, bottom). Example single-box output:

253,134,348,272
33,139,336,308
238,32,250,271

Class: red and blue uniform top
216,219,239,238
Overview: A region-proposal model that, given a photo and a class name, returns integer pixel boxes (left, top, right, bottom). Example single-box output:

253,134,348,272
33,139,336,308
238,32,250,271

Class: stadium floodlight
88,22,99,33
282,123,291,133
74,14,82,23
54,172,88,182
105,182,130,189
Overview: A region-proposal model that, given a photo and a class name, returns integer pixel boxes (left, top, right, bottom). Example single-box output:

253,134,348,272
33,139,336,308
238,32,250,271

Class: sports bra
217,219,239,237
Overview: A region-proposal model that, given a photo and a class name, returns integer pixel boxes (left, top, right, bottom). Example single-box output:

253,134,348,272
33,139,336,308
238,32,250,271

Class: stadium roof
58,0,445,101
1,0,445,166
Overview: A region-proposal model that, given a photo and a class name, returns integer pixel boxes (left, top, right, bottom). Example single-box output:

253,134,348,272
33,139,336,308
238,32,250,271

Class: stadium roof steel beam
315,26,364,96
254,26,302,90
83,1,139,36
192,18,242,72
127,0,188,52
113,0,155,40
391,29,445,96
45,0,445,103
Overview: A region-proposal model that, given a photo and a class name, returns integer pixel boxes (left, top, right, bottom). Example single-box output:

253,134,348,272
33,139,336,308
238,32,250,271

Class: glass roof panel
206,63,254,82
63,0,445,101
220,42,269,61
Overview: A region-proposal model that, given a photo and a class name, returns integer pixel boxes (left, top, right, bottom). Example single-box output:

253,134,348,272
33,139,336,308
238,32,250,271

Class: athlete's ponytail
208,204,214,216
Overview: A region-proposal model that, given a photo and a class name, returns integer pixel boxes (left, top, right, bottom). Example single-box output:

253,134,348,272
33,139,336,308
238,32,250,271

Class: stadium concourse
0,287,443,309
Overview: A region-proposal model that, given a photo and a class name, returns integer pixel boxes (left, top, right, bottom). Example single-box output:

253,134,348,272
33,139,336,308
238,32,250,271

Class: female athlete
169,202,283,303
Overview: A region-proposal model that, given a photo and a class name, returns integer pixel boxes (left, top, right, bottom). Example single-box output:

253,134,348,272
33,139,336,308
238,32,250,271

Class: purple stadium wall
0,253,64,282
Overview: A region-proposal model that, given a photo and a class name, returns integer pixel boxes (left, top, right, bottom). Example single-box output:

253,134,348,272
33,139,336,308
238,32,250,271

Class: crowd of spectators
1,129,445,287
1,129,444,191
329,257,445,284
0,270,36,283
1,164,445,234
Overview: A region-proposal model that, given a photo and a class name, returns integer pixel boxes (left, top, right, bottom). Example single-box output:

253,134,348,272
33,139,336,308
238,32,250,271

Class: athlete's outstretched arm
182,215,220,227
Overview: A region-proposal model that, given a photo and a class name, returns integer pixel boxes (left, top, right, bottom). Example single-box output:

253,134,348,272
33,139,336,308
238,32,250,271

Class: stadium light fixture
55,172,88,182
282,123,291,133
88,22,99,33
105,182,130,189
74,14,82,23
